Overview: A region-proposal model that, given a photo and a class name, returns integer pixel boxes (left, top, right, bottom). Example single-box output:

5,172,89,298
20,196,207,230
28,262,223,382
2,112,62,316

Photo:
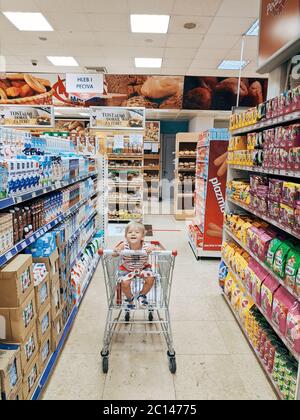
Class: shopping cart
98,242,177,374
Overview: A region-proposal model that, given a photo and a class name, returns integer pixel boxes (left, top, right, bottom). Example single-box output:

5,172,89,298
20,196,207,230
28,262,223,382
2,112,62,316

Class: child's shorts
118,265,154,283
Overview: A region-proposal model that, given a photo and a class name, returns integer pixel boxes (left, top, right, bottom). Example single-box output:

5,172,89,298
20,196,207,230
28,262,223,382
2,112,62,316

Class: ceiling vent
84,66,108,73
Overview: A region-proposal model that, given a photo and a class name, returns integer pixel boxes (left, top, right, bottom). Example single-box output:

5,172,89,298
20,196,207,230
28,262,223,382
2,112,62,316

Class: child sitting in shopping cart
114,222,156,309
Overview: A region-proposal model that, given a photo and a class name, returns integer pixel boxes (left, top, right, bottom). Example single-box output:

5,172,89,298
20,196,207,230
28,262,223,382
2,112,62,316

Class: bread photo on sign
0,73,53,104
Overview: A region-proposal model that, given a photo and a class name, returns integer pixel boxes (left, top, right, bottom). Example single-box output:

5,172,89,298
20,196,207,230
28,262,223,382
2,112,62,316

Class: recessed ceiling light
39,36,48,41
218,60,249,70
3,12,53,31
131,15,170,34
47,56,79,66
145,39,154,43
246,19,259,36
184,22,197,30
135,58,162,68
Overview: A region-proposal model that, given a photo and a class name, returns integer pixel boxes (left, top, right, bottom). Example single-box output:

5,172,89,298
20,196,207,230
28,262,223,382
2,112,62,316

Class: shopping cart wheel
167,352,177,374
125,311,130,322
148,311,154,322
102,357,109,374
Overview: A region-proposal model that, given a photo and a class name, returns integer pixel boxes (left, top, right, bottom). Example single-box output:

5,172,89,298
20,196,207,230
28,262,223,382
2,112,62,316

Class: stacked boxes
0,344,22,400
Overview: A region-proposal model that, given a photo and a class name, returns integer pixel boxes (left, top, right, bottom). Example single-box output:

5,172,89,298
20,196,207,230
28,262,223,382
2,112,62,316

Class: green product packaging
273,242,293,279
266,239,283,268
284,249,300,289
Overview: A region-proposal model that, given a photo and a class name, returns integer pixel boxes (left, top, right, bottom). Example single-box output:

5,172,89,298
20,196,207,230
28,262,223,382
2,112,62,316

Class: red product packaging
251,263,269,306
268,179,284,202
291,86,300,112
260,275,280,319
286,302,300,353
245,259,257,296
272,287,296,335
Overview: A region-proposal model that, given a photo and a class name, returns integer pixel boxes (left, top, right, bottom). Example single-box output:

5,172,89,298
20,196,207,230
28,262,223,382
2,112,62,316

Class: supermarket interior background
0,0,300,401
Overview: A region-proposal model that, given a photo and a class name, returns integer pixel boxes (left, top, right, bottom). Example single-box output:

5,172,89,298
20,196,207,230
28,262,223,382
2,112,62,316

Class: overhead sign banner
0,105,54,127
90,107,145,130
66,73,104,94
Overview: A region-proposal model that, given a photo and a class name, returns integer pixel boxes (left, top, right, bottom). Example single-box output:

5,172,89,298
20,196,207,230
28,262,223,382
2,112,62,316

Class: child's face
126,227,144,246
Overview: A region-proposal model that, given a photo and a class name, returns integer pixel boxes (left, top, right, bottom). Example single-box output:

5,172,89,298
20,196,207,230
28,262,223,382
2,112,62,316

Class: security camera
31,60,38,67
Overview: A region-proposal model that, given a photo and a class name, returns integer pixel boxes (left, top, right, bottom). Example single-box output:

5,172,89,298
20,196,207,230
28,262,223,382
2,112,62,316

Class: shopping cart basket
98,242,177,374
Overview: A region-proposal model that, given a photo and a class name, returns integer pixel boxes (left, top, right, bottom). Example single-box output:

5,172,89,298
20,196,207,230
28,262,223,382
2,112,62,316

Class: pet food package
252,264,269,307
285,249,300,292
261,276,280,320
286,302,300,353
273,241,293,279
272,287,296,335
245,259,257,296
266,238,283,269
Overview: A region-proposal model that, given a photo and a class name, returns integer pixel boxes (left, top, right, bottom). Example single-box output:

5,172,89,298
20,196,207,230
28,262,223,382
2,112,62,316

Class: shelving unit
174,133,198,221
223,101,300,401
144,121,161,203
188,129,229,259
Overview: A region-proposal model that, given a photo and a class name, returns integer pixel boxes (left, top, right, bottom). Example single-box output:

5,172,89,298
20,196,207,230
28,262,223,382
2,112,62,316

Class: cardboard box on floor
22,354,40,400
0,290,37,342
35,274,50,315
51,314,63,352
39,332,51,374
18,324,39,375
51,280,62,320
0,255,34,307
0,344,22,400
37,304,51,344
33,249,59,288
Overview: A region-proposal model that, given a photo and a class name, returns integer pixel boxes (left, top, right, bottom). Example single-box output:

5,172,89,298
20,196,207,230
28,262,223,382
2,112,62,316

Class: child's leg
140,277,155,296
122,280,133,300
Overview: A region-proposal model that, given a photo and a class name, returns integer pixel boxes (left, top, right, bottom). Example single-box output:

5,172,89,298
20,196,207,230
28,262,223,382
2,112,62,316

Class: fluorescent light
3,12,53,31
218,60,249,70
47,56,79,66
246,19,259,36
135,58,162,68
79,112,90,117
131,14,170,33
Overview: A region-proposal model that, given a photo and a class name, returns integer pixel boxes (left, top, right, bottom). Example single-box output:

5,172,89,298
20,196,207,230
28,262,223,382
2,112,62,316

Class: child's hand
146,245,156,255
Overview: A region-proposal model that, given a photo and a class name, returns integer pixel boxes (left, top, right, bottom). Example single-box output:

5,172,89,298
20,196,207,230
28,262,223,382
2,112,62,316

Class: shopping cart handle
99,249,178,257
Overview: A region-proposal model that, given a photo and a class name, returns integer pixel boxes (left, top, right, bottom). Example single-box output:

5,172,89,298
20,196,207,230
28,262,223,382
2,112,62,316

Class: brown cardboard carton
7,382,23,400
0,255,34,307
0,290,36,342
35,273,50,315
51,280,62,320
37,304,51,344
33,249,59,288
18,324,39,374
22,354,40,400
0,344,22,400
39,332,51,374
51,314,63,352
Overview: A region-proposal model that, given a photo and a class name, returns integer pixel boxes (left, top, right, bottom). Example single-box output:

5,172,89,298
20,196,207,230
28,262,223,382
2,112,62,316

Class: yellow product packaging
224,273,234,301
239,293,255,326
231,282,242,313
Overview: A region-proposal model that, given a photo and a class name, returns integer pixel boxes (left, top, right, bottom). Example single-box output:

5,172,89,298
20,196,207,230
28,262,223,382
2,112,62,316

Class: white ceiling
0,0,264,77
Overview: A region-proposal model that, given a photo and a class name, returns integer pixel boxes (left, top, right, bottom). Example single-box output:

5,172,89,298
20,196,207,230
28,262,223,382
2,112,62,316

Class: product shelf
67,210,98,246
230,110,300,136
31,252,101,401
0,192,96,268
228,164,300,179
108,166,143,171
107,155,143,160
222,293,284,400
228,198,300,241
224,227,300,302
223,258,300,361
0,172,97,211
69,227,99,268
143,166,160,171
187,231,221,260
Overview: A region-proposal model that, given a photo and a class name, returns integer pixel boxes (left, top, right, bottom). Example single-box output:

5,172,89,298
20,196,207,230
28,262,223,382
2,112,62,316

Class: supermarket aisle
43,216,276,401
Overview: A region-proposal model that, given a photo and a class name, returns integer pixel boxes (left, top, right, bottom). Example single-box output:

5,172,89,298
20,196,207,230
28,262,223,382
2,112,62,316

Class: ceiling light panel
218,60,249,70
135,58,162,68
131,15,170,33
47,56,79,66
3,12,53,31
246,19,260,36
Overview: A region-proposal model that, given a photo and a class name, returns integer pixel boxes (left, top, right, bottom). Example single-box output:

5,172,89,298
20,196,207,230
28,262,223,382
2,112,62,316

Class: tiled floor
43,215,276,401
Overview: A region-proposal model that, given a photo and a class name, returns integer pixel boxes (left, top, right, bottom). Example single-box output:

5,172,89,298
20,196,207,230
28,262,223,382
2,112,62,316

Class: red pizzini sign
203,140,228,252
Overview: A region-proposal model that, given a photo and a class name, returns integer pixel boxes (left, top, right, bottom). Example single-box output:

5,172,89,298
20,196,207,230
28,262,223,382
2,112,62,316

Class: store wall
189,116,214,132
159,120,189,134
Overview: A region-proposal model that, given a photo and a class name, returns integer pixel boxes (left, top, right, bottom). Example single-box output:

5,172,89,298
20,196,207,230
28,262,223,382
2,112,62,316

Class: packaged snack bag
272,287,296,335
261,276,280,319
224,273,235,301
285,249,300,291
232,283,242,312
295,268,300,297
252,264,269,306
239,293,255,326
286,302,300,353
295,201,300,232
268,179,283,203
280,204,295,227
268,200,281,220
273,242,293,279
245,259,257,295
282,182,299,207
266,239,283,269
